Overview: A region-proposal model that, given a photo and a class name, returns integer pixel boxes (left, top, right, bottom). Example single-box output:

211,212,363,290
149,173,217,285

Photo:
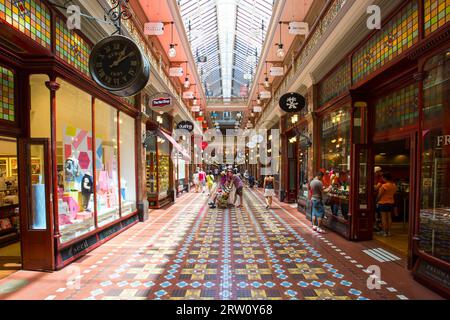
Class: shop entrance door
18,139,54,271
372,136,415,259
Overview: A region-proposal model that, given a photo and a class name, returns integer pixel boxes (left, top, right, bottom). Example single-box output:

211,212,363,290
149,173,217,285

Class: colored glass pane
424,0,450,36
0,66,15,122
318,60,351,106
0,0,51,49
55,17,91,75
352,0,419,84
374,84,419,132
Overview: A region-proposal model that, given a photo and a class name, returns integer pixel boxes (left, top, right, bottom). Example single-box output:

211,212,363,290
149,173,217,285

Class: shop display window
95,100,120,227
55,79,95,244
119,113,136,215
0,66,15,122
319,106,351,220
419,49,450,262
158,138,170,200
0,137,18,207
0,137,19,247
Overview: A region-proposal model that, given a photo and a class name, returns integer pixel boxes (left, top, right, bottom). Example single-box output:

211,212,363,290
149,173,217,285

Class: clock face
89,35,150,97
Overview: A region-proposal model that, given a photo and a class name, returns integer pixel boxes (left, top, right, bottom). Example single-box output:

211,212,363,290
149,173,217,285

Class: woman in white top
193,168,200,193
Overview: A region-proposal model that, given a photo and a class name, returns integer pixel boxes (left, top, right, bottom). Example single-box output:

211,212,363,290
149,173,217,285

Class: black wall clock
89,35,150,97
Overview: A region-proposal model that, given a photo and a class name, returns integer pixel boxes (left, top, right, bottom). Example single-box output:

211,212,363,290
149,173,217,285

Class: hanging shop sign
183,91,195,99
89,35,150,97
289,22,309,35
176,121,194,132
279,92,306,113
260,91,272,99
191,106,201,112
270,66,284,77
144,22,165,35
169,67,184,77
148,92,173,113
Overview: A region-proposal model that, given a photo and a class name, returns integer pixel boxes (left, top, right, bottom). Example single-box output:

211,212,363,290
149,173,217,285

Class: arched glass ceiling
179,0,273,100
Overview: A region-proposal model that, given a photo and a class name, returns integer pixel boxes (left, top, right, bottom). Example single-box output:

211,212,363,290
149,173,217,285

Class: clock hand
109,47,128,68
112,51,134,66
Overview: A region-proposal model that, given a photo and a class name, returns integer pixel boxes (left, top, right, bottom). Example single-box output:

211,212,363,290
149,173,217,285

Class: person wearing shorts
310,172,327,233
263,175,275,209
377,172,397,237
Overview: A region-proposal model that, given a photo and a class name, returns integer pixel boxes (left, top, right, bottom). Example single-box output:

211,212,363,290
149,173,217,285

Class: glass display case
320,105,351,222
145,131,173,208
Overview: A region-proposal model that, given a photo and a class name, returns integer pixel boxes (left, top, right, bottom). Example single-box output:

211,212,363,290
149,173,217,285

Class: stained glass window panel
55,17,91,75
352,0,419,84
374,84,419,133
318,60,351,106
0,0,51,49
0,66,15,122
424,0,450,36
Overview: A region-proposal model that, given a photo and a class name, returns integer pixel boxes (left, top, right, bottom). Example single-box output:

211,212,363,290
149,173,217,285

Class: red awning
158,129,191,161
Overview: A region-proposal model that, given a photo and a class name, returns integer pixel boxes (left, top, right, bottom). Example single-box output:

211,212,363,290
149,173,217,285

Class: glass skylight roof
179,0,274,99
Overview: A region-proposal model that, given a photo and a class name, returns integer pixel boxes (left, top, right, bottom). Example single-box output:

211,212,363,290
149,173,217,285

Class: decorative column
136,110,149,222
45,79,61,239
306,84,316,180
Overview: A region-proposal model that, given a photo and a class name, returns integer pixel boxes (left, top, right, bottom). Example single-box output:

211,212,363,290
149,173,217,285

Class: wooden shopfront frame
0,0,142,271
314,92,354,240
344,0,449,296
145,120,174,209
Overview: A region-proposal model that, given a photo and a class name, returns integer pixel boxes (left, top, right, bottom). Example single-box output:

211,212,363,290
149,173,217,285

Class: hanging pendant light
184,77,190,89
183,62,190,88
257,94,262,105
276,22,285,59
263,62,270,88
168,22,177,58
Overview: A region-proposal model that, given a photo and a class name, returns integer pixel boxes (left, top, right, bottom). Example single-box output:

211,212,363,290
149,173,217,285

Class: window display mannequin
81,171,93,211
65,156,80,191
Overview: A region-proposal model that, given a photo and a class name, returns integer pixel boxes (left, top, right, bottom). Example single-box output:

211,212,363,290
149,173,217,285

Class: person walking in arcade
263,175,275,209
310,171,328,234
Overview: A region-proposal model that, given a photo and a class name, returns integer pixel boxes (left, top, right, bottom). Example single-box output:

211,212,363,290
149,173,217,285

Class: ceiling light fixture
264,62,270,88
168,22,177,58
184,62,190,88
276,22,286,59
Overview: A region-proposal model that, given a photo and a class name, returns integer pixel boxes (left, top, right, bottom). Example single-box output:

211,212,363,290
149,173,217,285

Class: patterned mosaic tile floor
0,189,441,300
